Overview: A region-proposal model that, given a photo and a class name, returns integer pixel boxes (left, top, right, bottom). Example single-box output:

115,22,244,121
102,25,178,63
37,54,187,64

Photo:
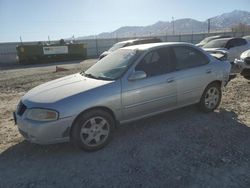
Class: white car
99,38,162,59
196,35,230,47
243,35,250,42
203,37,250,63
235,49,250,80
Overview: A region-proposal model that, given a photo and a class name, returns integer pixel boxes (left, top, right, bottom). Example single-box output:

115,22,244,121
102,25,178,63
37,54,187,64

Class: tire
243,76,250,80
229,74,237,81
199,83,222,112
71,109,115,151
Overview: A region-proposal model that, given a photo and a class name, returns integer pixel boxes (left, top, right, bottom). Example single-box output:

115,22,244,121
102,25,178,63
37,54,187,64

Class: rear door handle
167,78,175,83
206,69,212,74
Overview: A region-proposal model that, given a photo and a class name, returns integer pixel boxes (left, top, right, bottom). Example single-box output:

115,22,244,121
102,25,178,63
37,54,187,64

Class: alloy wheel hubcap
204,87,220,109
80,116,110,147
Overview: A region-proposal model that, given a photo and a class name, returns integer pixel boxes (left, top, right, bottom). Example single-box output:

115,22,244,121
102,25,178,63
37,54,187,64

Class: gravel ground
0,60,250,188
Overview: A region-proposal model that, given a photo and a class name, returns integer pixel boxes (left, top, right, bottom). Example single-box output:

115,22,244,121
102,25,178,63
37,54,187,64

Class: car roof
210,37,248,43
116,38,160,45
115,39,137,45
209,37,234,42
206,35,222,39
123,42,193,51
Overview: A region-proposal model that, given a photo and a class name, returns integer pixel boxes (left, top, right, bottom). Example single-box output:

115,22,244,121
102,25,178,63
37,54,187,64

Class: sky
0,0,249,42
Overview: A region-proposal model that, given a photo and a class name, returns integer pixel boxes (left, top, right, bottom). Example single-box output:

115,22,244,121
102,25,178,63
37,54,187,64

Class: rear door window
172,46,209,70
226,38,247,49
235,38,247,46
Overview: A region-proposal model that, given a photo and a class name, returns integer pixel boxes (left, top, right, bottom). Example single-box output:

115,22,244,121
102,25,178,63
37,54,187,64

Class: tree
231,23,250,32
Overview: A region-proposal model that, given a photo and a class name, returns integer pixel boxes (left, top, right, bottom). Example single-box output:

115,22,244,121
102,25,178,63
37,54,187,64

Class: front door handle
206,69,212,74
167,78,175,83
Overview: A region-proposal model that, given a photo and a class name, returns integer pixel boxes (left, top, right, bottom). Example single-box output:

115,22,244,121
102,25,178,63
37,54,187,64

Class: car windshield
200,36,219,44
82,49,141,80
203,39,228,48
108,42,127,52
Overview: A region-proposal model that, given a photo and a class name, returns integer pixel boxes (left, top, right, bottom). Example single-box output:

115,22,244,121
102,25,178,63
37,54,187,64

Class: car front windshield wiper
95,76,114,81
81,72,113,81
81,72,97,79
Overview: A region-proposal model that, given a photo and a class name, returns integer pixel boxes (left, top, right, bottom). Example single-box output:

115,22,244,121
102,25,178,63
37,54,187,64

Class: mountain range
77,10,250,39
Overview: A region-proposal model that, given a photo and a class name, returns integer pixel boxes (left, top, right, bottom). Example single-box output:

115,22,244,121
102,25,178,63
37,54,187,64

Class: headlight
26,108,59,121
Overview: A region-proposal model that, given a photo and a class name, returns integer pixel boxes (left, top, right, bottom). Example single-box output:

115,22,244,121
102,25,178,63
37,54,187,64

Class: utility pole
172,16,175,35
208,19,211,33
19,36,23,45
115,32,118,42
95,35,99,56
48,35,51,44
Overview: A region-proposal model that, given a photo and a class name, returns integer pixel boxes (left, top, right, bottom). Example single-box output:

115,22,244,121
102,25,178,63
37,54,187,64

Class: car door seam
124,94,176,109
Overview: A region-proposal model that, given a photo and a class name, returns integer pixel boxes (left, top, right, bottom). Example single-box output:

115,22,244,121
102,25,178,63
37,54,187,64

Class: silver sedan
14,42,231,151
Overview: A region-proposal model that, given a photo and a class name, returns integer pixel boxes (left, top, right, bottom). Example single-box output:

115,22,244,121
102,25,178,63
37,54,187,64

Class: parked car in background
235,49,250,80
16,39,87,64
203,37,250,63
99,38,162,59
15,42,231,151
196,35,230,47
243,35,250,42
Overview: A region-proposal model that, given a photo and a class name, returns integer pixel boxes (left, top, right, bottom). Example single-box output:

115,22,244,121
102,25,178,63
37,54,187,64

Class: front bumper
234,59,250,77
15,112,75,144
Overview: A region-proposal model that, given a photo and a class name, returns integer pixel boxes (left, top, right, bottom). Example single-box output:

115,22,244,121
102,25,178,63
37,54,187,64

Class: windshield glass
83,49,141,80
200,36,218,44
108,42,127,52
203,39,228,48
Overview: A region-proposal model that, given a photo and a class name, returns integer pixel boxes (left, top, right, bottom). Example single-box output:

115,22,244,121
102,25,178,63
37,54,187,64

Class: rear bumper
230,62,242,75
16,112,75,144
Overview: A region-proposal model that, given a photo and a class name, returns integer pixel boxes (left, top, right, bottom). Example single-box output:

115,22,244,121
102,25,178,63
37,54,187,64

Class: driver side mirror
128,71,147,81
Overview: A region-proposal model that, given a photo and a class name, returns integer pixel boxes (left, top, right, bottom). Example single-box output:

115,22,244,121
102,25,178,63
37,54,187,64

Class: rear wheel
71,110,115,151
229,74,237,81
199,83,222,112
243,76,250,80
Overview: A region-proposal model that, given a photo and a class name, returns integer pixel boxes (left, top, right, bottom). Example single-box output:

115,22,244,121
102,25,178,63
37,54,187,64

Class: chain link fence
1,31,250,64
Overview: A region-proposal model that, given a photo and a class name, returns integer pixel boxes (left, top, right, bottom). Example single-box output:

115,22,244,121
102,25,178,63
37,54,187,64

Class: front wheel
199,83,222,112
71,110,115,151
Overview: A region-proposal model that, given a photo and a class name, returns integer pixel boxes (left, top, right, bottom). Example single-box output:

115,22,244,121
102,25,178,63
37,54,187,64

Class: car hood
100,51,111,58
196,42,204,47
22,73,113,104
